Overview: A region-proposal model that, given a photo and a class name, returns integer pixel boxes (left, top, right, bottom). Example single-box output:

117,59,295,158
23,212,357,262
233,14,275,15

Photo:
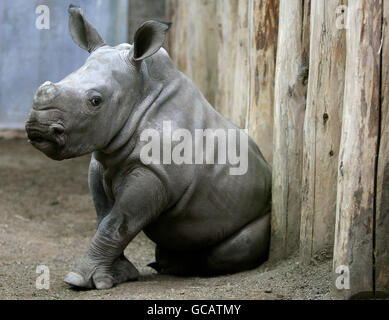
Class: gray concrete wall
0,0,128,129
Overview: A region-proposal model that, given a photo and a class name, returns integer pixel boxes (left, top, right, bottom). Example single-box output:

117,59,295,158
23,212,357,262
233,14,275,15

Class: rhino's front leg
88,155,134,285
64,168,168,290
88,154,113,227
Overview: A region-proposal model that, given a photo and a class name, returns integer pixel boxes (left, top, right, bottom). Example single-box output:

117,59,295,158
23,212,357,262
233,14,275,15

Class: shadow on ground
0,135,333,300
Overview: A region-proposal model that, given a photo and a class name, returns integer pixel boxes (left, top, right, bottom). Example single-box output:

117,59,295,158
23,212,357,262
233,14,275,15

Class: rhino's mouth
27,129,64,159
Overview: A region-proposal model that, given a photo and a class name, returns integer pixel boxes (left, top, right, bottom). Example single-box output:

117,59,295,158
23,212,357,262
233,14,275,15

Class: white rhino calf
25,6,272,290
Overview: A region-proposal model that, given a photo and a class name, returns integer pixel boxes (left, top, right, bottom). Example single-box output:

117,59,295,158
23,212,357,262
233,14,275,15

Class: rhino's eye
90,96,102,107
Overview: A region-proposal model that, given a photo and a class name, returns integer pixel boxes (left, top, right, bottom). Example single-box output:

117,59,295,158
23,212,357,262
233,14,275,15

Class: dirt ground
0,133,334,300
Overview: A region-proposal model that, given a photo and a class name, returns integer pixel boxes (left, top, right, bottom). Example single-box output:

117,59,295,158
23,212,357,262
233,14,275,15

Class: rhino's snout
26,79,74,160
25,119,66,160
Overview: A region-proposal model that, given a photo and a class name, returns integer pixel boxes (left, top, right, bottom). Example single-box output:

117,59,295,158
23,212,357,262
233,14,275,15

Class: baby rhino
25,6,272,290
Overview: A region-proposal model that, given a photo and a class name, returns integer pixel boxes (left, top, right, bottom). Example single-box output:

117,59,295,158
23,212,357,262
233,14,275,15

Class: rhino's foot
64,254,139,290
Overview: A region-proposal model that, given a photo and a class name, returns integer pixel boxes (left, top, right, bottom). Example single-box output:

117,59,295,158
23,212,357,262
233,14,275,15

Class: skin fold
25,5,272,290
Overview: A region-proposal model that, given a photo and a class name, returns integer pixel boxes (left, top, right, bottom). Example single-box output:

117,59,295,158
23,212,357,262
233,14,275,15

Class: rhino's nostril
49,124,65,135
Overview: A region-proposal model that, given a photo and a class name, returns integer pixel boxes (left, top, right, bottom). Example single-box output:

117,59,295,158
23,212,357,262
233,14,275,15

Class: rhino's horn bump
68,4,82,15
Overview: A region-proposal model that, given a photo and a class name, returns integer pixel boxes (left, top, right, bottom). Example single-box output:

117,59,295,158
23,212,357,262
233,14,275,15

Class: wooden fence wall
167,0,388,299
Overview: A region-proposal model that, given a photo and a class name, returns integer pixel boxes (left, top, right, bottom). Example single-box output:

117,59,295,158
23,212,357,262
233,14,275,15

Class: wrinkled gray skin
25,6,272,290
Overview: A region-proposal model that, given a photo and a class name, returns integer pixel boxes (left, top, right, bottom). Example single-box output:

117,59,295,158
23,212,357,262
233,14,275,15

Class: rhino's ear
68,5,105,53
132,20,171,62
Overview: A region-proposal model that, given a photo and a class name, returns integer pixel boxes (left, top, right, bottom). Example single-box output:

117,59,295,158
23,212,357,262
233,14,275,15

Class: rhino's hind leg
151,213,270,276
203,213,270,275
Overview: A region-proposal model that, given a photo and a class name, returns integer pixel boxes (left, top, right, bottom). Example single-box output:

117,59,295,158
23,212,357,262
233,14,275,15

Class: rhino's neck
94,83,164,168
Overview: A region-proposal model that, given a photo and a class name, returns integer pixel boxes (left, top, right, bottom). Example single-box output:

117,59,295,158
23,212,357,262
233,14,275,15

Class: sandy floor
0,135,334,300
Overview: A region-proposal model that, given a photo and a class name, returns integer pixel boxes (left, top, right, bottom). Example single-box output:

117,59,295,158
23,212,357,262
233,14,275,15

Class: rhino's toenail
64,272,85,287
94,278,113,290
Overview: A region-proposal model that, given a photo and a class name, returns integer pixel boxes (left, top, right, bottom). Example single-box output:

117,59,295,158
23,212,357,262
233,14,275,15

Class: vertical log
215,0,278,164
245,0,279,164
215,0,250,129
300,0,346,264
168,0,218,106
271,0,310,260
375,0,389,297
333,0,382,299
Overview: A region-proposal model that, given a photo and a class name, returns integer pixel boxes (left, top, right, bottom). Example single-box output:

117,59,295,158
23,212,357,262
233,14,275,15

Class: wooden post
168,0,218,106
215,0,251,130
375,1,389,298
216,0,278,164
300,0,346,264
333,0,382,299
245,0,279,165
271,0,310,260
